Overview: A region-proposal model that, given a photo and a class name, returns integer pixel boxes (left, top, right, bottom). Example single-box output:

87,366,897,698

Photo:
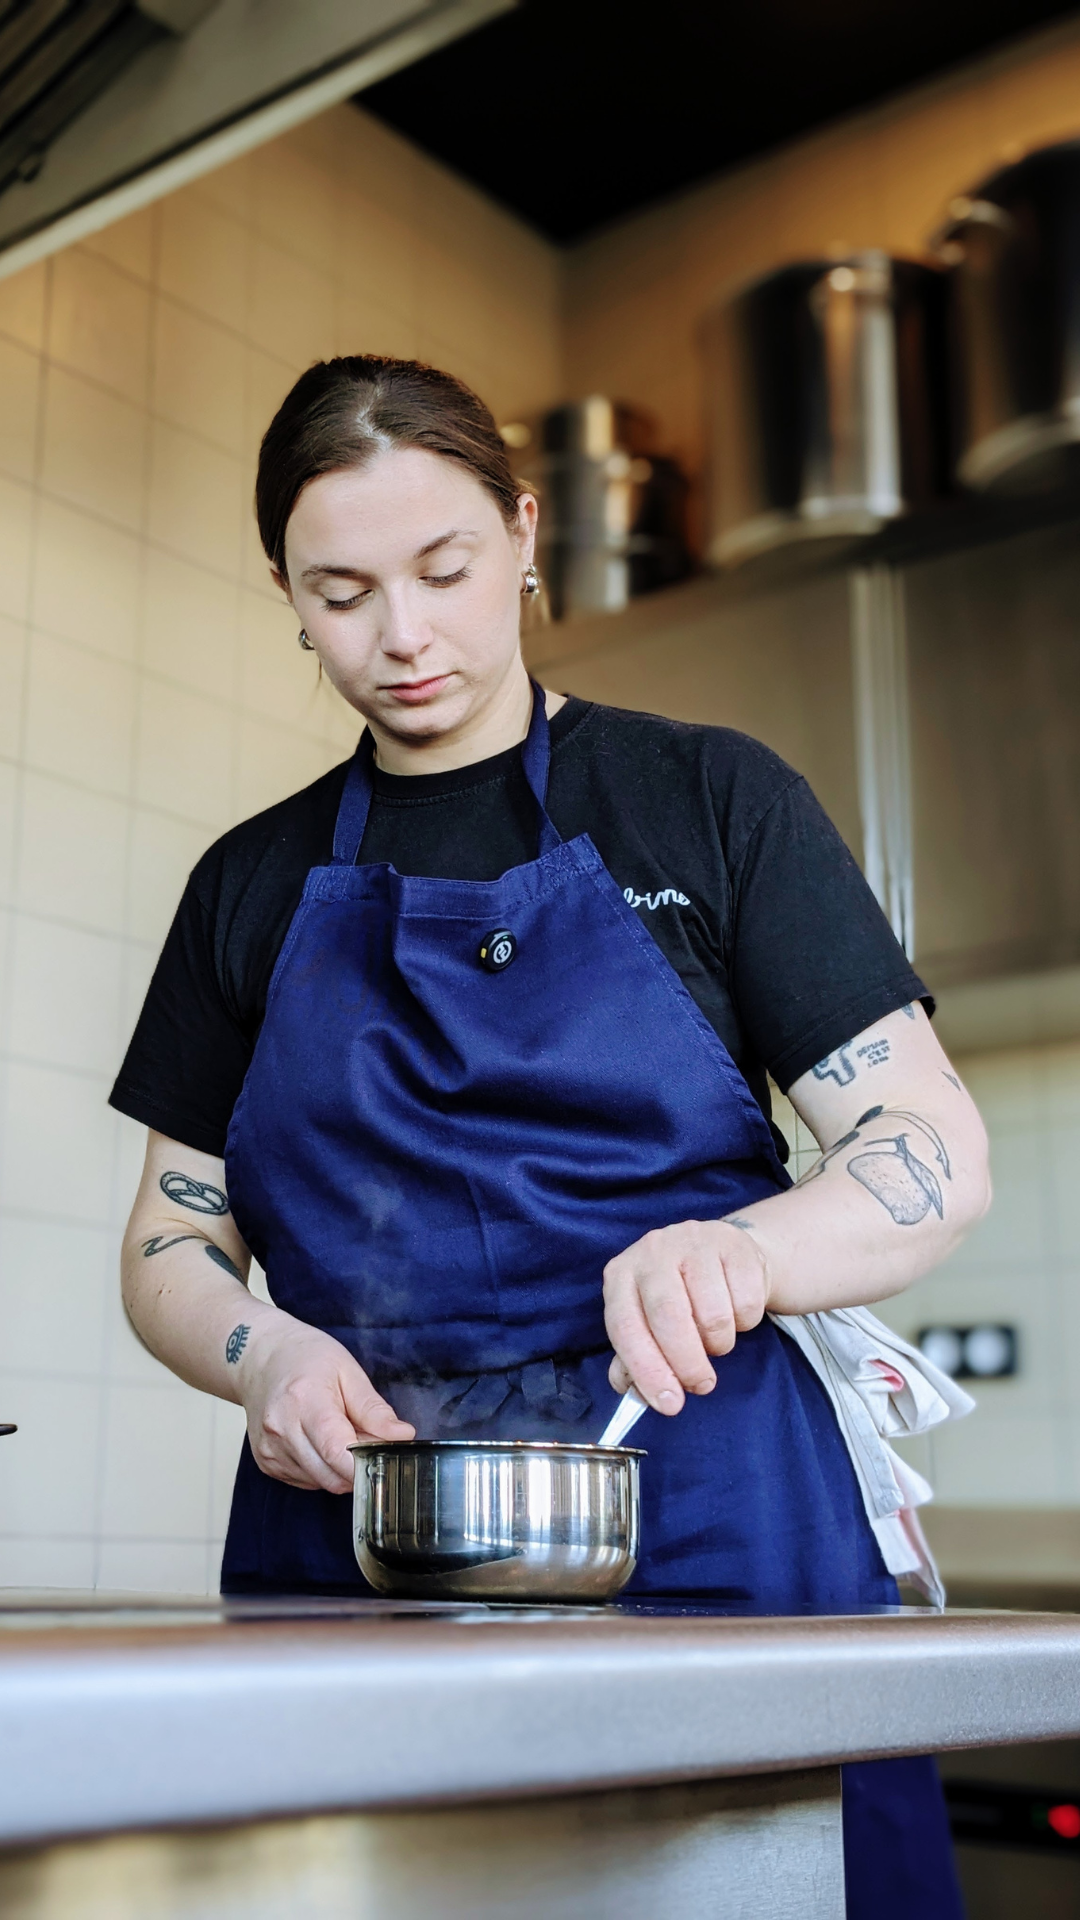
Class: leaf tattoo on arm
160,1172,228,1215
204,1244,244,1282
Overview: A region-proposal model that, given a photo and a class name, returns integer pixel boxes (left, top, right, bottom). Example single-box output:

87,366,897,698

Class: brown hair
255,356,525,578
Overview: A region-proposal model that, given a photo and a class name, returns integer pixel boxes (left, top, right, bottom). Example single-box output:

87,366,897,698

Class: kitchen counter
2,1594,1080,1919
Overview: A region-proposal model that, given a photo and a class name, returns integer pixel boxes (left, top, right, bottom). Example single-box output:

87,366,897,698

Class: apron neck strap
331,678,560,867
522,678,561,856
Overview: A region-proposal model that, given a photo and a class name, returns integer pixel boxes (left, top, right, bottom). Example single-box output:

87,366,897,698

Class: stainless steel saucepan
350,1438,644,1602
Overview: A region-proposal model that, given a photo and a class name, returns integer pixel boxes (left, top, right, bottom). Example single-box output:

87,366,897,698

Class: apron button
479,929,516,971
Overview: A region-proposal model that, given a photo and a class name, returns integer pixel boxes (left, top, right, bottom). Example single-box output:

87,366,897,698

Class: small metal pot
350,1439,643,1603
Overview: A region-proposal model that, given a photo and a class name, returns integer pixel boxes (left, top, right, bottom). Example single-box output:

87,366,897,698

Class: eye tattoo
225,1324,250,1365
160,1172,229,1215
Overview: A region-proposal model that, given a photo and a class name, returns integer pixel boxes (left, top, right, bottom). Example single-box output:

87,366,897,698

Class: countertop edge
3,1611,1080,1845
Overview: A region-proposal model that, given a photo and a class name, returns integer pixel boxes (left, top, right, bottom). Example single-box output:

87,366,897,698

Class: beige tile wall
562,17,1080,506
0,105,562,1592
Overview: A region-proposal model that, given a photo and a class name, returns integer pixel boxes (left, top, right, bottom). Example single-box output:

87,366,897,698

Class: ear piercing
298,629,314,650
522,564,541,596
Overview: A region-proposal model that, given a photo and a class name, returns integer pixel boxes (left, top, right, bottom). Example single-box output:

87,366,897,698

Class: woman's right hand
239,1318,415,1494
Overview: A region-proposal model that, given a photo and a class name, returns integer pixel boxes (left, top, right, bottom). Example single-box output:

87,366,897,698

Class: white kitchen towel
769,1305,975,1609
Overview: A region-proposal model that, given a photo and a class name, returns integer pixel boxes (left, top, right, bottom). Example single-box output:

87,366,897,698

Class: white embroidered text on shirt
624,886,691,911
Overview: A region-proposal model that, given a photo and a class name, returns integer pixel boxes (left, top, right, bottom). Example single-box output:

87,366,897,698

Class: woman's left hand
604,1218,769,1414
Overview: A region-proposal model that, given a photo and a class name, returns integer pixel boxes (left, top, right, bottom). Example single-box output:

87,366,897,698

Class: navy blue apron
221,687,962,1919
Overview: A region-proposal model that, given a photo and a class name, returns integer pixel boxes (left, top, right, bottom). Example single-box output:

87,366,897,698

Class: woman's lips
384,674,450,705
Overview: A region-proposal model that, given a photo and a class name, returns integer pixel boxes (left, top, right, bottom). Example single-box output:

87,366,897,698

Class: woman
112,356,988,1917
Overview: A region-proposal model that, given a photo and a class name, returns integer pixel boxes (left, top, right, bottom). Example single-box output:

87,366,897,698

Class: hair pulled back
255,356,524,578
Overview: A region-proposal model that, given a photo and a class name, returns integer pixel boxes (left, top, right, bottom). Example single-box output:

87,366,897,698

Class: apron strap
331,730,376,866
331,679,561,867
522,678,562,858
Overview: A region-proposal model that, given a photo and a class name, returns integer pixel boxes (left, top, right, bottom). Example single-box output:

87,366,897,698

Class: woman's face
278,446,537,747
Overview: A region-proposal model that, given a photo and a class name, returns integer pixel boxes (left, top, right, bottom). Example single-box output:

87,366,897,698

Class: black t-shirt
109,696,926,1162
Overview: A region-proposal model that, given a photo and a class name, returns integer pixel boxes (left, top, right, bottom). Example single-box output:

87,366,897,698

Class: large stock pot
703,251,949,564
941,141,1080,491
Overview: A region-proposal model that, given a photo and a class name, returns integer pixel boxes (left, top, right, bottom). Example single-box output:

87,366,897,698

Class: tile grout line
90,211,164,1592
0,258,52,1235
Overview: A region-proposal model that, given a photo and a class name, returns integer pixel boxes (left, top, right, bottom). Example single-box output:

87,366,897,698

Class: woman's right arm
122,1130,414,1493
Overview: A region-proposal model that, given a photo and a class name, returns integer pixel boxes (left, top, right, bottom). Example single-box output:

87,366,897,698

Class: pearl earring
298,629,314,650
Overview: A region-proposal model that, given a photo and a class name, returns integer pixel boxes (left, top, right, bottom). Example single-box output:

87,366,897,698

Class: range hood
0,0,512,278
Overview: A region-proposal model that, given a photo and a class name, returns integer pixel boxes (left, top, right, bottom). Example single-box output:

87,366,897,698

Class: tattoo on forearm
142,1231,246,1285
857,1039,890,1067
812,1044,856,1086
225,1324,250,1365
848,1132,946,1223
204,1244,244,1282
797,1116,874,1184
889,1112,951,1181
160,1172,228,1215
812,1037,891,1085
943,1071,961,1090
724,1215,754,1230
797,1106,953,1224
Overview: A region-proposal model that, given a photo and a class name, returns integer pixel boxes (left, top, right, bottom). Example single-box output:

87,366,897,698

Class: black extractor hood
0,0,512,275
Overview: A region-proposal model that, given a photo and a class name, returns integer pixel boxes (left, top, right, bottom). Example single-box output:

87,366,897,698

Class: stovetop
0,1588,916,1632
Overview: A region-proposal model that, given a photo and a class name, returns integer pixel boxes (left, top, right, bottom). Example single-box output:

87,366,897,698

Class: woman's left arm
604,1002,991,1412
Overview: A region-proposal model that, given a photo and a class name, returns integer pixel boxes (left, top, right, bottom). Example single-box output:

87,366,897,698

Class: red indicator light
1048,1804,1080,1839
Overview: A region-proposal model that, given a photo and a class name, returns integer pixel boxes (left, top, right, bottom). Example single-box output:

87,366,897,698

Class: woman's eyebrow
415,528,477,559
299,562,367,582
